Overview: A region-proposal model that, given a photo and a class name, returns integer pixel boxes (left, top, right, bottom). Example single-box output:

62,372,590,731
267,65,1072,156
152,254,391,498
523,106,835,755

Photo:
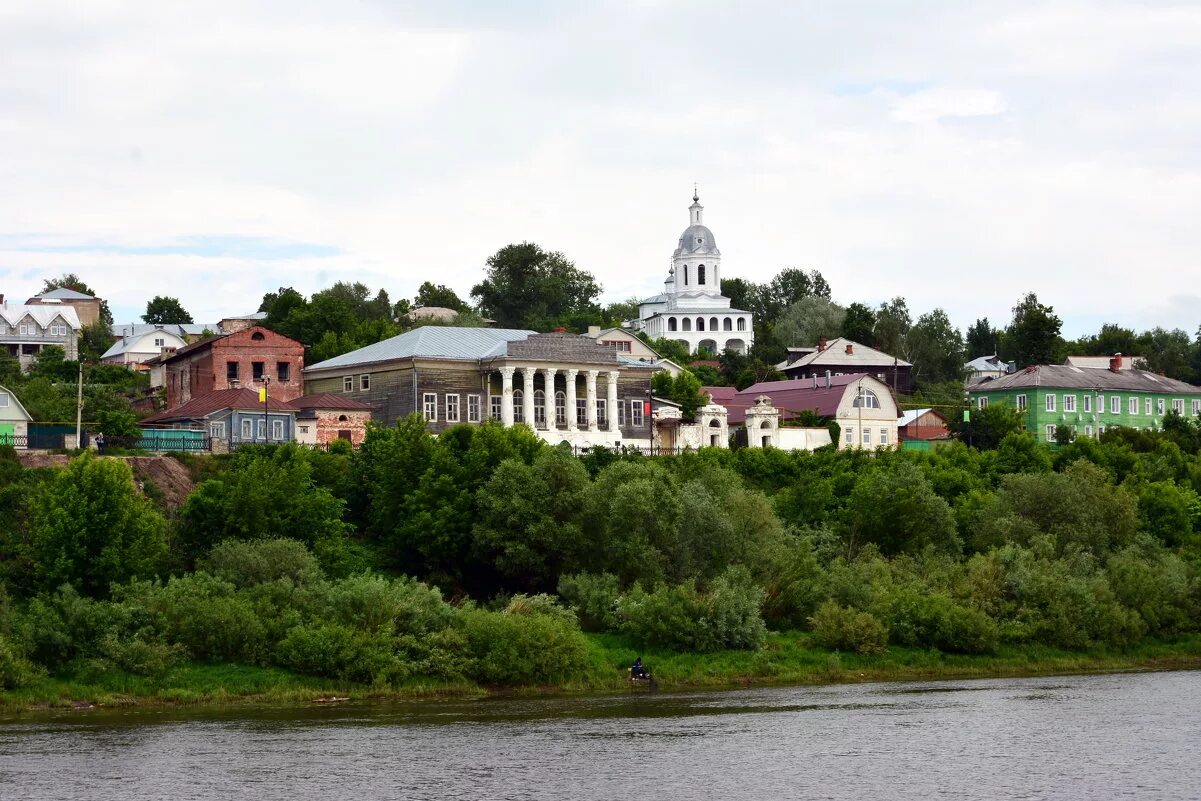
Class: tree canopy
471,243,602,331
142,296,194,325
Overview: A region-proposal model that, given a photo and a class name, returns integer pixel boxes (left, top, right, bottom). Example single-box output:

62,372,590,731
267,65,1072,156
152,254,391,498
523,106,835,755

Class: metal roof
101,327,190,359
781,337,911,370
31,287,94,301
972,365,1201,395
306,326,537,372
110,323,214,338
0,304,81,329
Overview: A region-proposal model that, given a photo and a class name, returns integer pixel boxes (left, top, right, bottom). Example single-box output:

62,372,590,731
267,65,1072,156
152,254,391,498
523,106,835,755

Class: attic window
251,331,266,341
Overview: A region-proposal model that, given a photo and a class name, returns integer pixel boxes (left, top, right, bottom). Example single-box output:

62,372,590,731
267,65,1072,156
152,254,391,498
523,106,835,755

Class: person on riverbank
631,657,648,679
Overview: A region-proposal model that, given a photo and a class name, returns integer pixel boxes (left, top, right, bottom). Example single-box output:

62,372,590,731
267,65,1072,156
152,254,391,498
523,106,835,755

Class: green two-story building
967,363,1201,443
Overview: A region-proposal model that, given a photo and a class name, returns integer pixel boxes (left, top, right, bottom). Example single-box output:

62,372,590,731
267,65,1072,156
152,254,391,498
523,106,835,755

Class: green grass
6,633,1201,711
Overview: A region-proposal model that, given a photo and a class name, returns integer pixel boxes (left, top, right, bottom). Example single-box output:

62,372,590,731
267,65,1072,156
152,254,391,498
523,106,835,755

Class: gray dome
674,224,720,257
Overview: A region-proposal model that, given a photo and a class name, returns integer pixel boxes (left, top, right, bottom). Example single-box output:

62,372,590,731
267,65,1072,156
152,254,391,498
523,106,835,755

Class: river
1,670,1198,801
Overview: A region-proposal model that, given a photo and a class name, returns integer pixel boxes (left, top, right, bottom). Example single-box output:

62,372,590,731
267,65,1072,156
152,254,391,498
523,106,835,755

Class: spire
689,186,703,225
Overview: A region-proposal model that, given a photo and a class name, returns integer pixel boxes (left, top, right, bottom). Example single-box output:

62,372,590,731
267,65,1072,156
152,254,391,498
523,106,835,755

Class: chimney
587,325,600,337
818,336,827,352
0,293,5,306
1109,353,1123,373
554,326,567,333
845,343,854,355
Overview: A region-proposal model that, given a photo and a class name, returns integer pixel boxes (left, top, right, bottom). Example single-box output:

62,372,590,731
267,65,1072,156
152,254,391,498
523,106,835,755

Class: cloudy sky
2,1,1199,337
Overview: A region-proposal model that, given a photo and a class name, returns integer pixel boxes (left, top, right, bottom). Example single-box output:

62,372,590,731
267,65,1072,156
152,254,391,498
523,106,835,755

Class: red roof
703,373,876,424
141,388,298,424
289,393,374,411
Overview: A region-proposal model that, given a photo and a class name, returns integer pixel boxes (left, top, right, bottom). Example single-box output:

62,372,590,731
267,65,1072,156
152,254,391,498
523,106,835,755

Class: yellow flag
259,386,267,402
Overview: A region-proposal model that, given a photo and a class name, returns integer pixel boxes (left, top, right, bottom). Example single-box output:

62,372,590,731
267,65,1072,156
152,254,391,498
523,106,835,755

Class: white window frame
467,394,481,423
446,393,460,424
343,376,354,393
1085,425,1093,437
1193,400,1201,417
618,399,627,426
1130,397,1139,415
1145,398,1153,415
271,419,285,440
879,428,889,446
631,399,644,427
575,398,586,427
1083,395,1092,413
844,426,854,445
1064,395,1076,412
257,419,267,440
210,421,225,439
513,391,524,424
1045,394,1056,412
554,392,567,427
1016,394,1027,411
862,428,872,446
1173,399,1184,415
597,398,607,428
241,419,253,439
1110,396,1121,415
360,374,370,391
1097,394,1104,413
1045,424,1056,442
1158,398,1166,416
154,337,165,347
423,393,438,422
490,395,502,421
978,396,988,410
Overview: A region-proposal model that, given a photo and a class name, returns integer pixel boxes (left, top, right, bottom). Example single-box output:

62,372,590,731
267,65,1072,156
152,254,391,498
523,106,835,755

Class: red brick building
163,326,305,408
290,393,373,448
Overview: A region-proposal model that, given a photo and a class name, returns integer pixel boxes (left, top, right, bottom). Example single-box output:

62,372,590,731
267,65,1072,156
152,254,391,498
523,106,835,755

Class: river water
1,670,1198,801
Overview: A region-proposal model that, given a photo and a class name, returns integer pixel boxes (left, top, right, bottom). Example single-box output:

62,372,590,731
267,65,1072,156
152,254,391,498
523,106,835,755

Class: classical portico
491,360,627,447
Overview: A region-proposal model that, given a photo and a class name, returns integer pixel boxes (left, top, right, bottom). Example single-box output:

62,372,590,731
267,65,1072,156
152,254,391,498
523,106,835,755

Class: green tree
840,302,877,345
873,297,912,357
472,243,601,330
774,297,846,348
965,318,1000,360
142,296,194,324
78,323,115,362
906,308,964,388
1004,292,1063,368
29,454,168,595
651,369,708,420
413,282,469,312
949,402,1023,449
1137,327,1195,382
41,274,113,327
841,460,960,555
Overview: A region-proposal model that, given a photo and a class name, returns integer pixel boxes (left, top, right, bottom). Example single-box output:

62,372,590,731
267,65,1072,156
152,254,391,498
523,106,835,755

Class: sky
1,1,1200,339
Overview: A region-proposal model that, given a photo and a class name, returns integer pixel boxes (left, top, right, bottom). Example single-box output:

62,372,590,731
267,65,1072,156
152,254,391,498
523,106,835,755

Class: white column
586,369,599,432
565,369,579,432
521,367,537,430
607,370,620,433
542,367,558,430
500,367,515,427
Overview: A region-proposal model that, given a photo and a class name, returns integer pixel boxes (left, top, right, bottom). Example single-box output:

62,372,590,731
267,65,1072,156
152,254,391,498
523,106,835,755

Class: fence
112,429,211,453
571,444,694,457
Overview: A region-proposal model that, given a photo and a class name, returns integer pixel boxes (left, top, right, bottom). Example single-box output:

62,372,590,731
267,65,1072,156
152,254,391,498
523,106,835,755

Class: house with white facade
102,326,191,369
626,191,753,355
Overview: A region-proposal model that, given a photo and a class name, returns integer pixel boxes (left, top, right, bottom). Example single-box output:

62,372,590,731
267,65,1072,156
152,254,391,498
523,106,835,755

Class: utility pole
75,360,84,449
260,376,271,444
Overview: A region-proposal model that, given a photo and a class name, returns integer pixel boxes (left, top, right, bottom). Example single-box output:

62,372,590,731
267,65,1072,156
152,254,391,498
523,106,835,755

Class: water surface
2,670,1198,801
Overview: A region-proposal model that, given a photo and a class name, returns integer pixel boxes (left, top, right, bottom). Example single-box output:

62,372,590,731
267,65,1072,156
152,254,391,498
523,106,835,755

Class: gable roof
141,388,299,424
31,287,94,301
305,326,537,372
110,322,214,338
1064,355,1146,370
965,354,1012,372
101,328,190,359
0,384,33,421
781,337,911,370
289,393,374,411
704,373,886,423
899,407,948,427
0,304,81,329
972,365,1201,395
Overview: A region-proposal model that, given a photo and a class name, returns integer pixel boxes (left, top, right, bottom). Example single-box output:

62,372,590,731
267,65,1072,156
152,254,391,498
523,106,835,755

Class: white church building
626,191,754,355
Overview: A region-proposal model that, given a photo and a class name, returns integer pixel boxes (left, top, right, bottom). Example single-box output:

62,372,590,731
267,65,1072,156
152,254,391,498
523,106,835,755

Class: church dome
674,224,719,257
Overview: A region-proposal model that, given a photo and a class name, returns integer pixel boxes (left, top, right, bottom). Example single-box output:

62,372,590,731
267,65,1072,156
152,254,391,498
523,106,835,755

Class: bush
129,573,268,663
276,622,406,684
503,594,578,625
97,633,185,676
203,539,325,589
557,572,620,632
875,590,998,654
325,574,454,635
808,601,889,656
0,634,44,689
616,567,767,652
458,606,591,685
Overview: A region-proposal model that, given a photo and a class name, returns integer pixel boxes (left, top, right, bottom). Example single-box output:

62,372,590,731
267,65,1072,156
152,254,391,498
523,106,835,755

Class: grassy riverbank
5,632,1201,712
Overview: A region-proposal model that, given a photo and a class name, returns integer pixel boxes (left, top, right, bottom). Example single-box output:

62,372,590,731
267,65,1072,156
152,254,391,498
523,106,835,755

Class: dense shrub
808,601,889,656
0,634,43,689
875,589,998,654
203,538,326,589
617,567,766,652
277,623,406,684
325,573,454,635
458,606,591,685
557,572,620,632
126,574,269,663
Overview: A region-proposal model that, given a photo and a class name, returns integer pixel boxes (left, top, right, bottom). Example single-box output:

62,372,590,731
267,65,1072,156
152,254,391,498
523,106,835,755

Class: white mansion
626,192,754,355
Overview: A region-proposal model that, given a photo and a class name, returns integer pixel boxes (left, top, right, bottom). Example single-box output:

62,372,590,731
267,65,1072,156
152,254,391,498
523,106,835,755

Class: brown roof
289,393,374,411
141,388,298,423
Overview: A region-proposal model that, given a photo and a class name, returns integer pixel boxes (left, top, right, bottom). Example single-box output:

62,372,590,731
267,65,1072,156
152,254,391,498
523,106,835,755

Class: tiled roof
141,388,298,423
972,365,1201,395
781,337,911,370
0,304,81,329
289,393,374,411
305,326,537,371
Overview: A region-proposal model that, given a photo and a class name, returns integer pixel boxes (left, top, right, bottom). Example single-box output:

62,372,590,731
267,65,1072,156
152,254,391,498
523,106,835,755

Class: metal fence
571,444,694,457
108,433,212,452
0,435,28,448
